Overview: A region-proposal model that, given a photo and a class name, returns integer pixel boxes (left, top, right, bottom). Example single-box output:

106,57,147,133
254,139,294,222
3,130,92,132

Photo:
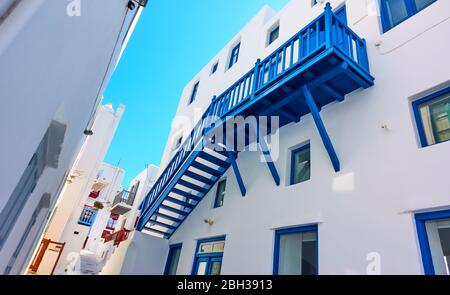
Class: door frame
415,209,450,275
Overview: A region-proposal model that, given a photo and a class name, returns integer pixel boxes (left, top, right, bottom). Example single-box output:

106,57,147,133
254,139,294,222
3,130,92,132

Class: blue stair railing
138,3,374,237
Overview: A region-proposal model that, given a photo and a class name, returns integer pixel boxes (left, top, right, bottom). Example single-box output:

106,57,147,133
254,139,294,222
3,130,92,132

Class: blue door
192,237,225,275
194,256,223,275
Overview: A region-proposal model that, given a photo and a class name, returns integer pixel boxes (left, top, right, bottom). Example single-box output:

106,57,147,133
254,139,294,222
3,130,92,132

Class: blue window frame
268,26,279,45
213,179,226,208
189,81,200,104
412,86,450,147
164,243,182,275
415,210,450,275
290,144,311,185
228,43,240,69
312,0,317,6
380,0,437,32
273,225,318,275
211,62,218,75
192,236,226,275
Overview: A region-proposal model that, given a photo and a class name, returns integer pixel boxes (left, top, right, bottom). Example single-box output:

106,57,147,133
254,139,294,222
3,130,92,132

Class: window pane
210,261,222,275
196,261,207,275
292,146,310,184
278,230,317,275
199,241,225,254
212,241,225,253
269,26,279,44
414,0,436,11
167,247,181,275
385,0,409,27
228,43,240,68
189,82,199,104
418,94,450,145
214,180,226,208
425,219,450,275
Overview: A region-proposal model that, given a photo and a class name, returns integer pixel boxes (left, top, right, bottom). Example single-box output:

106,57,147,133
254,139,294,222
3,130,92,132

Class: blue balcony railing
138,3,374,237
78,206,98,227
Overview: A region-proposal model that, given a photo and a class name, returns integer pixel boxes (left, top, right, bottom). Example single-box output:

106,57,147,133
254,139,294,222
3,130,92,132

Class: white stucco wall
118,231,169,275
149,0,450,275
0,0,141,274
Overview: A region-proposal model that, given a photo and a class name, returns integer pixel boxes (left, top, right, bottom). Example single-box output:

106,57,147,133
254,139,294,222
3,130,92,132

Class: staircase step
184,170,215,185
154,212,183,223
178,179,208,193
165,196,196,208
171,188,202,201
159,204,190,216
191,161,224,177
198,151,229,167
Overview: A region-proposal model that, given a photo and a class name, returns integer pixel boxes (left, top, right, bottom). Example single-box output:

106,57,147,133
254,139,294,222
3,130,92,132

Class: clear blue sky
104,0,289,187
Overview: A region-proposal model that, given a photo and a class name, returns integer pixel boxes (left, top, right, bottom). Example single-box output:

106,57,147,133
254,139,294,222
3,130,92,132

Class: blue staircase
137,4,374,238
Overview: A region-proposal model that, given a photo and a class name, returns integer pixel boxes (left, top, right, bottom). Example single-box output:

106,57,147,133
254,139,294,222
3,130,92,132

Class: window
413,87,450,147
189,81,200,104
210,62,218,75
273,225,318,275
228,43,240,69
106,214,119,230
192,237,225,275
0,0,19,24
213,179,226,208
311,0,318,7
415,210,450,275
290,144,311,185
268,26,279,46
380,0,437,32
173,135,183,150
164,244,182,275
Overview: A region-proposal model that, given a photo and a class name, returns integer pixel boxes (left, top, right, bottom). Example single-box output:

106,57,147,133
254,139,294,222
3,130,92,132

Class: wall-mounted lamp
203,218,214,226
84,129,94,136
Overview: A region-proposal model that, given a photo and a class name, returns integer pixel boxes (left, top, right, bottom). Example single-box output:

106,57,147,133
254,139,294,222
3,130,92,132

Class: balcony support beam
301,85,340,172
257,129,280,186
227,151,246,197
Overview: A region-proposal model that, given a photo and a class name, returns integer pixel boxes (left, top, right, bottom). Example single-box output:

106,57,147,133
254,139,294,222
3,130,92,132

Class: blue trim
334,4,347,25
214,179,227,207
415,209,450,275
412,86,450,148
301,85,340,172
380,0,437,33
189,81,200,104
192,236,226,275
228,152,247,197
163,243,182,275
268,26,280,45
273,224,318,275
258,134,281,186
290,143,311,185
211,62,219,75
228,43,240,69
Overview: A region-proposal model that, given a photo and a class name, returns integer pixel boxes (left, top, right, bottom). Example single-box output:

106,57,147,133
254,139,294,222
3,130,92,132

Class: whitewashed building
100,164,159,275
25,102,124,275
130,0,449,275
0,0,145,274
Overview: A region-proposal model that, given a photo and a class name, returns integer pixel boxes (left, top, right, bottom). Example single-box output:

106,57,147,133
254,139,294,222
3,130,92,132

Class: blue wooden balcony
137,4,374,238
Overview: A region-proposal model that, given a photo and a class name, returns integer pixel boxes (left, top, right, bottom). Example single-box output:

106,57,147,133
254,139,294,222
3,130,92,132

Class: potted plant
93,201,104,210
